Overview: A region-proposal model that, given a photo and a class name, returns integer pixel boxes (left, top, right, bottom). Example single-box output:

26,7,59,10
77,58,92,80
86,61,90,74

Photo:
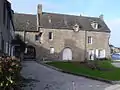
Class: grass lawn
46,60,120,81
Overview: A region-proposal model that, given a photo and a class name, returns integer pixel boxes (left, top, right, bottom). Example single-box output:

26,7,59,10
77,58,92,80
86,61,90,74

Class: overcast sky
9,0,120,47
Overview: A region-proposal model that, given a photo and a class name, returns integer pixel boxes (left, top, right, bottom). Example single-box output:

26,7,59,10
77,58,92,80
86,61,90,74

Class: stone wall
15,29,110,61
86,31,110,58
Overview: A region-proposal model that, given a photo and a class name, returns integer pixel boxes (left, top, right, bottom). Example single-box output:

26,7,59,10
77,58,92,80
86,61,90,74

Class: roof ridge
15,12,100,19
43,12,100,19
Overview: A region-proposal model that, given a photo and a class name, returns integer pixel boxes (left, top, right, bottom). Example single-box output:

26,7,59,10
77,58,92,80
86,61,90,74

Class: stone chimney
99,14,104,21
37,4,42,31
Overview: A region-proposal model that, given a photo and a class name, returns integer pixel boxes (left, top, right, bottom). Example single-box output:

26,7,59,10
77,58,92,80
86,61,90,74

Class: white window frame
88,36,92,44
48,19,51,23
98,49,106,58
73,24,79,32
48,16,52,23
88,49,94,60
95,49,99,58
91,22,98,29
50,47,54,54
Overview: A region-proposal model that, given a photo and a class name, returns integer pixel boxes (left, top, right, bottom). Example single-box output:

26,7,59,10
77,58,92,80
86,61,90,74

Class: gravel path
21,61,111,90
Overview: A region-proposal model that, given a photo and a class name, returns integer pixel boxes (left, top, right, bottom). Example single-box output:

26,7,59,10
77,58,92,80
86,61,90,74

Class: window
24,48,27,54
49,32,53,40
35,35,39,41
88,49,94,60
98,49,105,58
91,22,98,29
73,24,79,32
50,47,54,54
95,49,99,58
88,36,92,44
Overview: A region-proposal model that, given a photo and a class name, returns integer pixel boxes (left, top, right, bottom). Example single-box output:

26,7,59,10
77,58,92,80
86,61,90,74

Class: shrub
97,57,112,61
0,56,22,90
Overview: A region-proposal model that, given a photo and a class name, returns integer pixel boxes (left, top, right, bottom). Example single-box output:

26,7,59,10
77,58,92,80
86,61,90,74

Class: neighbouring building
14,4,111,61
109,45,120,54
0,0,15,56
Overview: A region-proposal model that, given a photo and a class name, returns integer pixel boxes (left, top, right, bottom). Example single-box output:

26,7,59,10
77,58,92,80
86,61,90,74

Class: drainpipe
23,29,26,42
84,30,87,61
0,32,2,54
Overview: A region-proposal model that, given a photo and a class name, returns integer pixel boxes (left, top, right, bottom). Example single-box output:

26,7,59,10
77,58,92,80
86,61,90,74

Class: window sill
49,39,53,41
88,43,92,44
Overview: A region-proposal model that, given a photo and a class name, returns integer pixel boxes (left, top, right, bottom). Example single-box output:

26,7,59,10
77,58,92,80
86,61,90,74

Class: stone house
0,0,15,56
14,4,111,61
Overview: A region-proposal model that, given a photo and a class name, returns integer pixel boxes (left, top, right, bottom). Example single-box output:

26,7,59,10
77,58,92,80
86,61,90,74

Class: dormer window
73,24,79,32
49,19,51,23
91,22,98,29
48,16,51,23
35,31,43,43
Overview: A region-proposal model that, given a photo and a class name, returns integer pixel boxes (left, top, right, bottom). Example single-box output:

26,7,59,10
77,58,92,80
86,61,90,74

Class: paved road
112,62,120,68
21,61,110,90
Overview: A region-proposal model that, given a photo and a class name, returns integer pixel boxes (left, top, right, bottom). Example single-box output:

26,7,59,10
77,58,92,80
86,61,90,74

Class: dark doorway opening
24,45,36,59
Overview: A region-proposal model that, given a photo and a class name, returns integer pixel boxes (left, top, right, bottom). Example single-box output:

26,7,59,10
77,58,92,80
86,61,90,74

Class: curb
36,61,119,85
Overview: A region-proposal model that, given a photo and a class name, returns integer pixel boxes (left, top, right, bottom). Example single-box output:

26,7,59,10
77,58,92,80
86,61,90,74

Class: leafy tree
11,34,26,60
11,34,26,53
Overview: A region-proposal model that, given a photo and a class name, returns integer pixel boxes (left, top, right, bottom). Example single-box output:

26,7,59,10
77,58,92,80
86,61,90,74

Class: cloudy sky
9,0,120,47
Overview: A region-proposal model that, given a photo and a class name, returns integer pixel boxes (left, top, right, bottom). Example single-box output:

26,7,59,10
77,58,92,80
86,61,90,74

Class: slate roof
14,13,37,31
14,12,110,32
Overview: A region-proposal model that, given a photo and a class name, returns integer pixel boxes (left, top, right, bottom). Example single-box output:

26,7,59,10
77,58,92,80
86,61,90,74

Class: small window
88,49,94,60
49,19,51,23
49,32,53,40
35,35,39,41
50,47,54,54
88,36,92,44
48,16,52,23
91,22,98,29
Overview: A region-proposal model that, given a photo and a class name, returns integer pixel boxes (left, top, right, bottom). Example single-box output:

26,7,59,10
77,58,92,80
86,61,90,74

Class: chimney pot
38,4,42,14
99,14,104,20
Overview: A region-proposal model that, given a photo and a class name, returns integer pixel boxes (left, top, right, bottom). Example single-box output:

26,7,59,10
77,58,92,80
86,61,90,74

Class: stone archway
62,48,72,60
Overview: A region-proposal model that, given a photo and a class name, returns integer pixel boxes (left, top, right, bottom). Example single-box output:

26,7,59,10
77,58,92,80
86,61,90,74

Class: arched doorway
24,45,36,59
62,48,72,60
